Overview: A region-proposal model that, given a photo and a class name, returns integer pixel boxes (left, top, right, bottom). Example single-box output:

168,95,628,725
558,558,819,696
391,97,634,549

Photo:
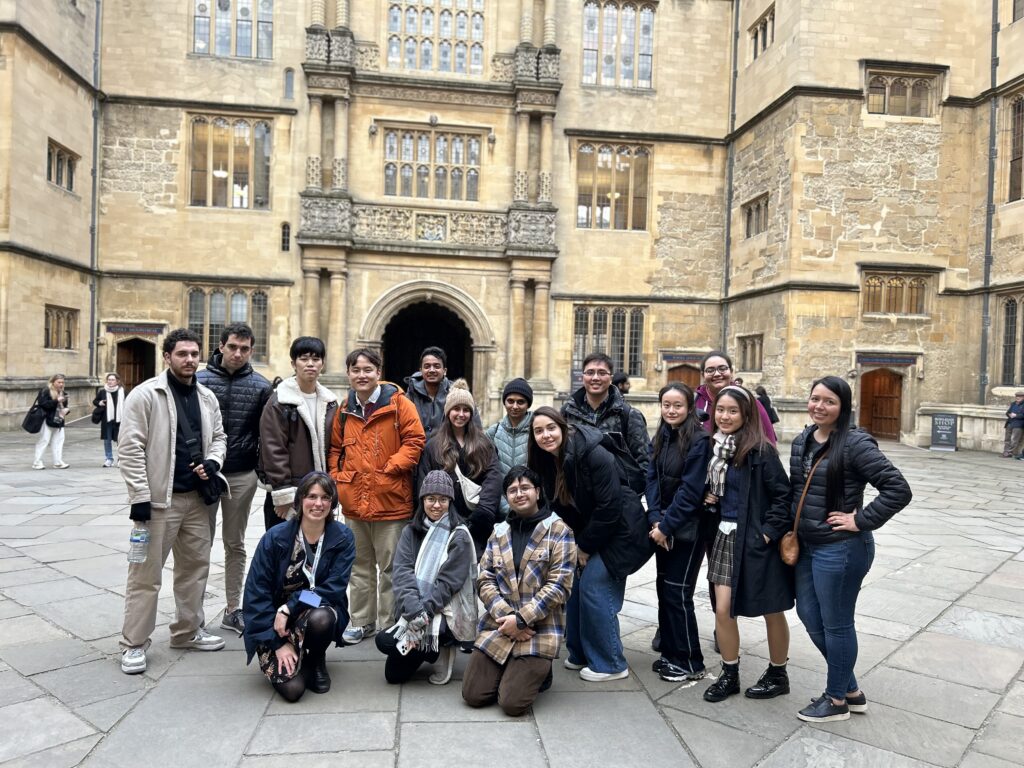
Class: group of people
105,324,911,722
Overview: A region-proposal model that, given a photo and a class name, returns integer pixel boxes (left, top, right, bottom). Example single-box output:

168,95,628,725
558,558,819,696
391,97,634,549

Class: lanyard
300,533,325,591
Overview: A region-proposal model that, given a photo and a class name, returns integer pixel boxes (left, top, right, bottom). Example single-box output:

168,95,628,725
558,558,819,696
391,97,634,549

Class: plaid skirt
708,528,736,586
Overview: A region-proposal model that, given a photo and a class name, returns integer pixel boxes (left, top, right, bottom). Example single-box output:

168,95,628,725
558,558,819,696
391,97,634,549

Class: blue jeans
104,437,115,462
565,552,627,674
795,533,875,699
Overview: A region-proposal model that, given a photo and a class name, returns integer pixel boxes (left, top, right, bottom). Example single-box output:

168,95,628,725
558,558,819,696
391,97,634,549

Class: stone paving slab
859,664,1001,728
248,712,397,754
0,697,96,763
397,721,542,768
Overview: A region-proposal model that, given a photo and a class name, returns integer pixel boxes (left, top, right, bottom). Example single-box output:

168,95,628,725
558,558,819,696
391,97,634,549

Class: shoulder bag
21,394,45,434
453,463,482,511
780,451,827,566
171,387,225,506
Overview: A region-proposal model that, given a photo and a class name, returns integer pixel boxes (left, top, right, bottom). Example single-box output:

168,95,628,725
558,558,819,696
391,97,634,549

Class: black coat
724,447,794,619
197,352,272,473
561,385,650,476
37,388,68,429
541,425,651,580
789,425,912,545
92,387,122,441
644,426,711,542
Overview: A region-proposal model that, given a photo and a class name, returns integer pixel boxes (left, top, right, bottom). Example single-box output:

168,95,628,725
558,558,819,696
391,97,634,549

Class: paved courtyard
1,421,1023,767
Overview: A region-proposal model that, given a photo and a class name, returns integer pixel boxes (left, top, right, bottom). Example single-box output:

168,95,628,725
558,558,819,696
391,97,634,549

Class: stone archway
383,302,474,386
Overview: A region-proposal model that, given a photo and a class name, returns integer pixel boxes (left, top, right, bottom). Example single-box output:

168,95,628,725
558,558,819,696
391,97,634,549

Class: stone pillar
530,280,550,382
311,0,326,27
332,99,348,192
303,268,321,337
539,114,553,204
508,279,526,376
306,97,323,190
328,269,347,354
514,112,530,203
335,0,350,28
519,0,534,45
543,0,556,46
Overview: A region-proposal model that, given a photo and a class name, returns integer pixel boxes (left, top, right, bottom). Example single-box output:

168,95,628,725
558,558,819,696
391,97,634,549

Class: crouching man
462,466,576,715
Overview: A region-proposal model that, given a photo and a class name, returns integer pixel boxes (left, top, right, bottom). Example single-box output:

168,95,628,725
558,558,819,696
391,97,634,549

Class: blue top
720,466,741,523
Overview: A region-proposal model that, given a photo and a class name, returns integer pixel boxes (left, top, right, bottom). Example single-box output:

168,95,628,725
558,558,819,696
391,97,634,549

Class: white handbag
454,464,482,511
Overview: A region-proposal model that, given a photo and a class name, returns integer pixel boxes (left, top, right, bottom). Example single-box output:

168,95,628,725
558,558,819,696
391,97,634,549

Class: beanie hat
420,469,455,500
502,377,534,407
443,378,476,416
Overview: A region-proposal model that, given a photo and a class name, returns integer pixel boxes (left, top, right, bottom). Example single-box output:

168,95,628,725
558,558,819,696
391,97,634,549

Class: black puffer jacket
789,425,912,545
561,386,650,477
197,352,272,474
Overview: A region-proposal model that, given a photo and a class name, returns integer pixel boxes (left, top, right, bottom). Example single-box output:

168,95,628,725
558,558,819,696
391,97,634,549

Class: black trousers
375,625,450,684
264,491,286,532
655,536,706,672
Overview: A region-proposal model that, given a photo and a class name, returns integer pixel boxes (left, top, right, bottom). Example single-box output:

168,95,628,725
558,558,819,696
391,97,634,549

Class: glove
130,502,152,522
406,611,430,634
201,459,221,476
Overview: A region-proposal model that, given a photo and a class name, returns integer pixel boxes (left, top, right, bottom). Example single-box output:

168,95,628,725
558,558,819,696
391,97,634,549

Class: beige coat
118,371,227,509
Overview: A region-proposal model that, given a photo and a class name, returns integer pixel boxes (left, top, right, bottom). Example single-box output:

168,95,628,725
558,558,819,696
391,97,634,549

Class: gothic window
43,306,78,350
749,5,775,61
576,142,650,230
193,0,273,59
281,222,290,251
1004,299,1018,386
581,2,656,88
862,272,930,316
863,276,883,313
46,140,78,193
382,126,483,201
388,1,484,75
743,195,769,238
189,115,272,210
283,68,294,99
1010,96,1023,203
186,287,270,361
571,305,646,377
738,334,764,372
865,72,937,117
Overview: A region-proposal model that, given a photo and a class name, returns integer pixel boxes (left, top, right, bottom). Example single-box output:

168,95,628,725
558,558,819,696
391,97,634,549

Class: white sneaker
579,666,629,682
103,459,114,468
563,658,585,670
121,647,147,674
31,461,45,470
53,462,70,469
170,628,225,651
429,645,456,685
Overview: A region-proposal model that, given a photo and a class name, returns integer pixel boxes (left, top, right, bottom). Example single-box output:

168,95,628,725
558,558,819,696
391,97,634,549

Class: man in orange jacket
329,347,426,644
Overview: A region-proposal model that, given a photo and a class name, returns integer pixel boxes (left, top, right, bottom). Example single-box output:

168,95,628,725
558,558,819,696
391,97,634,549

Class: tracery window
582,2,655,88
575,143,650,230
866,73,936,117
862,273,929,315
1010,96,1023,202
186,287,269,361
43,306,78,350
572,305,645,377
383,126,482,201
193,0,273,59
189,116,272,209
387,1,484,75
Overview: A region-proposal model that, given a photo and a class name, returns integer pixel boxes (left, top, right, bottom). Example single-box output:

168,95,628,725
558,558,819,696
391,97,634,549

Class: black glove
201,459,221,476
130,502,152,522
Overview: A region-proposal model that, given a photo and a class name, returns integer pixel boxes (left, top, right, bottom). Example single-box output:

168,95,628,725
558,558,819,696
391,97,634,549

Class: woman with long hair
528,406,649,682
417,379,501,555
33,373,70,469
243,472,356,702
702,386,794,704
789,376,911,722
93,372,125,467
646,383,712,682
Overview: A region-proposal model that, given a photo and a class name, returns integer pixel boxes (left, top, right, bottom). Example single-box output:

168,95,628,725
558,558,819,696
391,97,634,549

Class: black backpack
600,407,646,495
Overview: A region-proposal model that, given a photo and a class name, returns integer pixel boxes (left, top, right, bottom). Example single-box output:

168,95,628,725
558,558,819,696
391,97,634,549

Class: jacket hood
344,381,404,413
204,351,254,379
403,372,451,399
275,376,338,406
569,423,606,456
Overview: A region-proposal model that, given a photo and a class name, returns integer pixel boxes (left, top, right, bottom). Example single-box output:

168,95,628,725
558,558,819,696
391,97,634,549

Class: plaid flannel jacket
474,511,577,664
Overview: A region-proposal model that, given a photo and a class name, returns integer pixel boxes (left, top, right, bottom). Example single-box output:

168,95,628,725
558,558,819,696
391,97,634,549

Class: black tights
272,607,336,703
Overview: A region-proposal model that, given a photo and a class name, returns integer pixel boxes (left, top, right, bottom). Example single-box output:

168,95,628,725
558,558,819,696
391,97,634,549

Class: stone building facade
2,0,1023,450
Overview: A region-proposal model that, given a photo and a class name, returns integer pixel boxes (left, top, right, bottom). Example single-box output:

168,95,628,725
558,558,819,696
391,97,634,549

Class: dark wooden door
859,369,902,439
667,364,701,388
116,339,156,392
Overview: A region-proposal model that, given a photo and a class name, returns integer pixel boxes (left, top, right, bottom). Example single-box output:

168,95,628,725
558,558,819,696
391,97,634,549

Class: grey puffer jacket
789,425,912,545
561,386,650,477
197,352,271,474
485,411,533,515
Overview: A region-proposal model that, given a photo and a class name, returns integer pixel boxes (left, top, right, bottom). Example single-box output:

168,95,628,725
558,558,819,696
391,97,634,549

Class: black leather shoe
305,656,331,694
703,663,740,702
744,664,790,699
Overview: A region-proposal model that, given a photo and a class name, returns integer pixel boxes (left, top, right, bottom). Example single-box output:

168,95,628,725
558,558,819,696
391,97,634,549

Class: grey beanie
502,377,534,407
420,469,455,500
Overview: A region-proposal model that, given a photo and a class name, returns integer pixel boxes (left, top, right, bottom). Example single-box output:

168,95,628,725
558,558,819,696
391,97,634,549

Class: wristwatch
514,612,527,630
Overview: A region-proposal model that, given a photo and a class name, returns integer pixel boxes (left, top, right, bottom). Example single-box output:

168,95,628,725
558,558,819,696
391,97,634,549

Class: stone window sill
862,313,930,322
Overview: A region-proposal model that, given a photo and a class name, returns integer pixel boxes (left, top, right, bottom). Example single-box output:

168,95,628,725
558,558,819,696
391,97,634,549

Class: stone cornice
100,270,294,286
729,85,864,140
0,241,96,276
100,95,298,116
563,128,724,146
0,22,97,95
352,73,515,109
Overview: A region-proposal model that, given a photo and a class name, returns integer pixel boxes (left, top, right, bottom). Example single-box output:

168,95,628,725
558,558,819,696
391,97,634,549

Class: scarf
706,431,737,497
105,386,124,423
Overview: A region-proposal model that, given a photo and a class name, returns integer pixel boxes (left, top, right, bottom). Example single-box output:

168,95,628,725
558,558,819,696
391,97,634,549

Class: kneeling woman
703,386,794,703
243,472,355,702
375,470,477,685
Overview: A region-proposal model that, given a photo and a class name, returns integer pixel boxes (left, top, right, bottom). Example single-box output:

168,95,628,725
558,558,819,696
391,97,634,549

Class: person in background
1003,391,1024,458
696,352,775,444
93,372,125,468
755,385,780,429
485,378,535,519
611,372,631,396
403,347,463,438
32,373,70,470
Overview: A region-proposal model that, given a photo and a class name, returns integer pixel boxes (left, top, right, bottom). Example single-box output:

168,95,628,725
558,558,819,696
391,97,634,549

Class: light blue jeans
565,552,628,674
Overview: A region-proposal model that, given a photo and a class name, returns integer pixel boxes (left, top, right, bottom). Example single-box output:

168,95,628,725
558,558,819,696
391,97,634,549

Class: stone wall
648,191,725,297
100,105,180,213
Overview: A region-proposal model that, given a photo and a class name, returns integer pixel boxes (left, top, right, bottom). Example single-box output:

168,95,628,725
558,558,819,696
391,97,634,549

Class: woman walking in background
93,372,125,467
33,373,70,470
789,376,911,722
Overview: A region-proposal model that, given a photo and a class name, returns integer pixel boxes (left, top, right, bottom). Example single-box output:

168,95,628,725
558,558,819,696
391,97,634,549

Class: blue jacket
644,426,710,542
242,517,355,662
1007,400,1024,429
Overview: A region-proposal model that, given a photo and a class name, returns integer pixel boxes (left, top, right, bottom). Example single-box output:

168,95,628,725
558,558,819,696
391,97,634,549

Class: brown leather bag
780,452,827,566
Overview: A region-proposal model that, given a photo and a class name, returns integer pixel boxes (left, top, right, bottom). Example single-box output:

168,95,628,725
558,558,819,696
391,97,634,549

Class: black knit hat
502,378,533,407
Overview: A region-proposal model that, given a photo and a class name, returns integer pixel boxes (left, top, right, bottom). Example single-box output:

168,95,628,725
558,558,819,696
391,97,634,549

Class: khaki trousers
121,491,213,649
216,470,258,611
344,517,407,629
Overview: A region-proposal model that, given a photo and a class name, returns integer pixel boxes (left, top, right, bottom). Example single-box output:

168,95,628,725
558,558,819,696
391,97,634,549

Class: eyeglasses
704,365,731,375
424,496,449,507
583,369,611,378
506,484,536,497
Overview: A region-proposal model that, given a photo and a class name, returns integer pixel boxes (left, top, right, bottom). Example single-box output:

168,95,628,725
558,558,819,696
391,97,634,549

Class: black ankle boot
304,654,331,694
703,662,740,703
744,663,790,699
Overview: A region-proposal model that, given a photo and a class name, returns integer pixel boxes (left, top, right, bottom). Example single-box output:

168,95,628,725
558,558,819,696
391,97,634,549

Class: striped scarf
706,431,737,497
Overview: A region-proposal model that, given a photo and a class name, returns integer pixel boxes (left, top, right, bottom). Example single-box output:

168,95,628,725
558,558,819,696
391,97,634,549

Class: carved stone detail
329,29,353,66
538,47,560,81
515,46,537,80
490,54,514,83
332,158,347,191
300,195,352,238
307,75,349,95
449,212,508,246
417,214,447,242
352,205,414,241
355,42,380,71
517,90,558,108
508,209,556,248
305,28,329,64
538,172,552,204
353,83,513,108
513,171,529,202
305,156,322,189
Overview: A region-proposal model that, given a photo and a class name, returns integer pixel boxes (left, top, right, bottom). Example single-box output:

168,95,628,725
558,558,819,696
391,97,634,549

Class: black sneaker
797,693,850,723
846,691,868,713
220,608,245,636
651,657,668,674
651,628,661,653
659,662,707,683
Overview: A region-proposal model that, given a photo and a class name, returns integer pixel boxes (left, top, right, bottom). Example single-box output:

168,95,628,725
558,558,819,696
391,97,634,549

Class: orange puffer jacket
328,382,426,522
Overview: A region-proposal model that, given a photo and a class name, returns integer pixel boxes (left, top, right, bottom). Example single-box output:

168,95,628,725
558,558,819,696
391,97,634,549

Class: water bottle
127,525,149,563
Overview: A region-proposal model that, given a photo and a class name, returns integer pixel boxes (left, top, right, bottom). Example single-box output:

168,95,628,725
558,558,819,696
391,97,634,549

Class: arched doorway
667,364,701,388
117,338,156,392
859,369,902,439
382,302,474,386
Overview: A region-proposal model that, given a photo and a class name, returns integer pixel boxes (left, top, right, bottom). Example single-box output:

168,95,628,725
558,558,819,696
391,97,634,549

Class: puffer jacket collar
564,385,627,426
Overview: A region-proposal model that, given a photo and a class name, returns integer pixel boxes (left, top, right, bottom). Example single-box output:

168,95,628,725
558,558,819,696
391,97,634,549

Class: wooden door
667,364,701,388
116,339,155,392
859,369,902,439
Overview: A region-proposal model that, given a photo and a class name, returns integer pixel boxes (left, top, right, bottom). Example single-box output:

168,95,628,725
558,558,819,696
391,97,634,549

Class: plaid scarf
706,431,737,497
